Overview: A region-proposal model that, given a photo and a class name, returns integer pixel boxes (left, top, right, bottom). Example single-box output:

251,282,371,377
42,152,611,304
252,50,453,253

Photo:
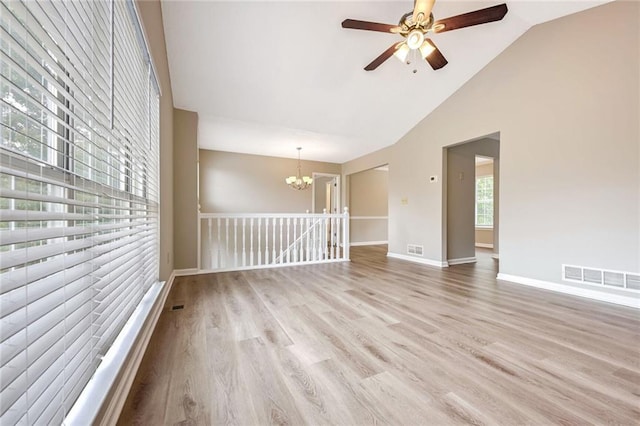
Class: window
475,175,493,227
0,1,160,424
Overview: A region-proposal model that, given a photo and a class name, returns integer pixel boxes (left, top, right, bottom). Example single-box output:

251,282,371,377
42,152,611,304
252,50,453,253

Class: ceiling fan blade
433,4,508,33
424,38,448,70
341,19,400,33
365,43,401,71
412,0,436,24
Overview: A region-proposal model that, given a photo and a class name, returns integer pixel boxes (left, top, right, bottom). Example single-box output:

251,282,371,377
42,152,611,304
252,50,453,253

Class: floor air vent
407,244,423,256
563,264,640,292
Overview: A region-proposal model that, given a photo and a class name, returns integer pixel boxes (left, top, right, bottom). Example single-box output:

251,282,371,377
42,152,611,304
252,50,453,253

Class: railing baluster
299,217,304,262
336,216,341,259
286,218,291,264
265,217,269,264
272,217,277,264
312,217,317,261
242,218,247,267
292,218,297,263
257,218,262,266
234,218,238,267
305,216,311,262
330,216,335,260
250,218,254,266
217,218,222,267
208,218,213,269
343,207,350,260
225,218,229,268
279,218,284,263
323,210,328,261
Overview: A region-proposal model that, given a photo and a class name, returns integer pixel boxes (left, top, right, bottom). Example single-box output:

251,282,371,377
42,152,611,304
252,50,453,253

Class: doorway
445,135,500,267
312,173,340,214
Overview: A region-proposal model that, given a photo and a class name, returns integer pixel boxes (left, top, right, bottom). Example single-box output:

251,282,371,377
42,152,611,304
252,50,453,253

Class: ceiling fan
342,0,508,71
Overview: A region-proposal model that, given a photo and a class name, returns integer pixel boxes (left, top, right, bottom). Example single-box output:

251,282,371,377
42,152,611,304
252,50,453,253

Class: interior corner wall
349,169,388,244
199,150,341,214
390,1,639,293
137,0,174,281
173,109,199,270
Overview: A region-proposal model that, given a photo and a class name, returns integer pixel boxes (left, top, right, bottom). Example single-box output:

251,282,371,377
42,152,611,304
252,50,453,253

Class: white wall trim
448,257,477,265
475,243,494,249
350,216,388,220
64,271,176,425
174,268,200,276
387,252,449,268
497,273,640,309
351,240,388,246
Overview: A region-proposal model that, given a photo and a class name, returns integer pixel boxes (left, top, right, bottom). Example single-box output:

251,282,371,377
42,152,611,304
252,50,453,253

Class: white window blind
0,0,160,424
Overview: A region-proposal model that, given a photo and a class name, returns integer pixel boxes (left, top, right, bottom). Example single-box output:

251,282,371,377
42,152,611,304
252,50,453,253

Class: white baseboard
475,243,494,249
497,273,640,309
174,268,200,276
387,252,449,268
448,257,477,265
351,240,388,247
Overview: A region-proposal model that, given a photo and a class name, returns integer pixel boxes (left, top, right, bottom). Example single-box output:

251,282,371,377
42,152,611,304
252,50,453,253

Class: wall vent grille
627,274,640,290
407,244,424,256
562,264,640,293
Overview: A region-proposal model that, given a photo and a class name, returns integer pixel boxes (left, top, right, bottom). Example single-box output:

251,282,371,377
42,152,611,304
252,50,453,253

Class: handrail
199,212,346,219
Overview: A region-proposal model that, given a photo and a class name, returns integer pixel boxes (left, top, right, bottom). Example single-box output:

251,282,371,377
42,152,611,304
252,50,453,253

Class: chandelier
285,147,313,190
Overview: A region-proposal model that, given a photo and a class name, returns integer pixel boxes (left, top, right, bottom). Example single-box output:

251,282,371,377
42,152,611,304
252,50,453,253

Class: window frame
475,174,494,228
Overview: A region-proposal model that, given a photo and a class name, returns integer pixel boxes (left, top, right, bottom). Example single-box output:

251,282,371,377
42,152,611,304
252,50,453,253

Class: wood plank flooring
118,246,640,425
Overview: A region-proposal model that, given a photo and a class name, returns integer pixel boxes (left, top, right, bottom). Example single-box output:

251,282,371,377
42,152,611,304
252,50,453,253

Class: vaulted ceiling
161,0,611,163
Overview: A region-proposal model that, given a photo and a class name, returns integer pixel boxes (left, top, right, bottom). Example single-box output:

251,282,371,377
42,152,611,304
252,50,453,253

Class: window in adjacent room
475,160,494,227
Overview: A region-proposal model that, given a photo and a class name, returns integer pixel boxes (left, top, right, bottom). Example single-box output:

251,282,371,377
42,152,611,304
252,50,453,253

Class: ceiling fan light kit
341,1,508,72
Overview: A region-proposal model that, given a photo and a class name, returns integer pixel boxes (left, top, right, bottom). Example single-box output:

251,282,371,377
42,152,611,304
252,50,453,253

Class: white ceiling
161,0,611,163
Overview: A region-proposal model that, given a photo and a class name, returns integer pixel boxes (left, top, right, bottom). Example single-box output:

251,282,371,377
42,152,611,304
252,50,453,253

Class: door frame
311,172,340,214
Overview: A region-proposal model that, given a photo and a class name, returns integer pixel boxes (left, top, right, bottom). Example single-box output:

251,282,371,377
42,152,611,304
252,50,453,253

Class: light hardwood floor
119,245,640,425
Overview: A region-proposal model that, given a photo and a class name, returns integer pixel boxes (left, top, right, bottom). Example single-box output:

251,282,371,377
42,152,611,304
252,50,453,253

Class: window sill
475,226,494,230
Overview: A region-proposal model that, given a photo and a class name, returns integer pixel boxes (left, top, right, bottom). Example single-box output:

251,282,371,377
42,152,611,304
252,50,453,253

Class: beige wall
173,109,199,269
349,168,388,244
341,146,392,210
199,150,341,213
137,0,174,281
388,1,638,291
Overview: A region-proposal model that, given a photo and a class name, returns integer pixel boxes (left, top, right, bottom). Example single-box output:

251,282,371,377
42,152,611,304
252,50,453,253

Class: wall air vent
407,244,424,256
603,271,625,288
562,264,640,293
564,266,582,281
627,274,640,290
583,268,603,284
